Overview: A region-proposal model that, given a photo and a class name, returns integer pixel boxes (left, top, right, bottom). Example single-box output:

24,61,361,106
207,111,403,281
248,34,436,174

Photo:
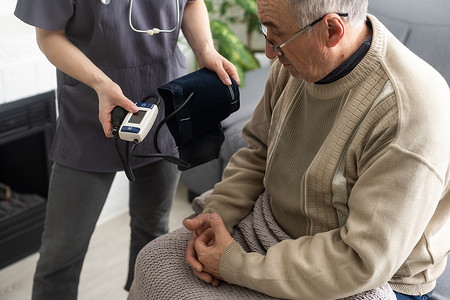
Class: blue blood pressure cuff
158,68,240,171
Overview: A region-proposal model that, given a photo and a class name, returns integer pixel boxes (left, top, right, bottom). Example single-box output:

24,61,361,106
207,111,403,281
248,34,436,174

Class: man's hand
193,214,235,281
184,213,234,286
184,213,220,286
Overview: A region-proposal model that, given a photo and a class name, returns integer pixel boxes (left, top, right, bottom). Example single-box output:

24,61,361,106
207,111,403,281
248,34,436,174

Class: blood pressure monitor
119,102,158,143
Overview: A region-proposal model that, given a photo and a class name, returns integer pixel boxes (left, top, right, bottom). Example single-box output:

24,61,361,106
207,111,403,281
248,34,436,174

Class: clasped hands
184,213,235,287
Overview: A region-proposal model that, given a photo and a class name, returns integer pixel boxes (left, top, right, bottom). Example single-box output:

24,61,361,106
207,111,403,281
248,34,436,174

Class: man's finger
183,217,199,231
184,213,211,233
186,234,203,272
209,213,228,238
195,228,215,251
193,269,215,284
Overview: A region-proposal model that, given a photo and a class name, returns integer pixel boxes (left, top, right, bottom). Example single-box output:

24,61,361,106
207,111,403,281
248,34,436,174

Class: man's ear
324,14,345,47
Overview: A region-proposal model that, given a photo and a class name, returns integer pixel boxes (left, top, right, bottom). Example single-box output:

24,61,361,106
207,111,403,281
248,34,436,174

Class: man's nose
265,43,278,60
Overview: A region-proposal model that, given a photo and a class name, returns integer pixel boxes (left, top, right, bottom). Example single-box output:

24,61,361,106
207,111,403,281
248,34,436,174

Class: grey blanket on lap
128,191,396,300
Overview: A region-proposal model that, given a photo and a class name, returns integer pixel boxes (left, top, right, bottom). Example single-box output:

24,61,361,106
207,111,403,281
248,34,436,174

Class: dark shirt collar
316,20,373,84
316,36,372,84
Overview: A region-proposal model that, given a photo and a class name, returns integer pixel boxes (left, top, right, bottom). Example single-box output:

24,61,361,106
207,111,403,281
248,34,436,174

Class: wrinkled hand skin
184,213,235,286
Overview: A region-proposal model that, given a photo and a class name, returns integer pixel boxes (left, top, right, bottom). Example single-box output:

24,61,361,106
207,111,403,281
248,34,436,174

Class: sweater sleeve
219,145,446,299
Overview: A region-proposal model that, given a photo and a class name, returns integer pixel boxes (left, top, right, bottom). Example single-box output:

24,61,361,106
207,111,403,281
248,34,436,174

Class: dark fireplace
0,91,56,269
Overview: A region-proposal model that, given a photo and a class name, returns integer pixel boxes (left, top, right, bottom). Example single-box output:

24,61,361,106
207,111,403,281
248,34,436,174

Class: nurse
14,0,239,299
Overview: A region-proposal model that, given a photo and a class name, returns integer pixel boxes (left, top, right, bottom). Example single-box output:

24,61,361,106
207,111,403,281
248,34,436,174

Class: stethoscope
100,0,180,36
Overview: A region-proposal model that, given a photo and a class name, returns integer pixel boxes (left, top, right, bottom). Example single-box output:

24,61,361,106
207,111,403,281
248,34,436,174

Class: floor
0,179,194,300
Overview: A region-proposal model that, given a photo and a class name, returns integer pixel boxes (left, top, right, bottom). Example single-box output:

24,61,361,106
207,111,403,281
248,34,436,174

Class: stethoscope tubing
100,0,180,35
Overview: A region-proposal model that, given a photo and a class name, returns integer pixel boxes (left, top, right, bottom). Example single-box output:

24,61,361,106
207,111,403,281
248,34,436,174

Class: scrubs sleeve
14,0,74,30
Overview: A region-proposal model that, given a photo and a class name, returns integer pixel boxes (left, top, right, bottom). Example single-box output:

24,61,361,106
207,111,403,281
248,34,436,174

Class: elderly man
128,0,450,299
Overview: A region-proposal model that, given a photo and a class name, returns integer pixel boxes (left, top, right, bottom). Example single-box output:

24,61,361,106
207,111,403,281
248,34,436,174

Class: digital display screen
128,110,147,124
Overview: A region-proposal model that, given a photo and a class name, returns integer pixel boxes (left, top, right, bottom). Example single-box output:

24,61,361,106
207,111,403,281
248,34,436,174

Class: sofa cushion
222,66,271,128
433,258,450,300
368,0,450,83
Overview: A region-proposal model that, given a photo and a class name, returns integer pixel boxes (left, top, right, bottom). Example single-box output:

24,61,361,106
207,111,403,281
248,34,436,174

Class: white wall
0,0,56,104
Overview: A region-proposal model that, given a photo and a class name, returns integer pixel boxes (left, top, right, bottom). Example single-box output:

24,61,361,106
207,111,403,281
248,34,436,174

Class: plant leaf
235,0,258,17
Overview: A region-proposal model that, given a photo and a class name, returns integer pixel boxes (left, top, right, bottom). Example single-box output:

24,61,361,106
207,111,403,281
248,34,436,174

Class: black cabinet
0,91,56,269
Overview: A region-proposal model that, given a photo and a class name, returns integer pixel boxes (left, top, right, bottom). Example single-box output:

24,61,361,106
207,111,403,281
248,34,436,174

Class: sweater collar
305,14,386,99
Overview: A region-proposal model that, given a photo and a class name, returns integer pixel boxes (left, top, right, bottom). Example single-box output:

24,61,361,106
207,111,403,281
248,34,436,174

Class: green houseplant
205,0,261,85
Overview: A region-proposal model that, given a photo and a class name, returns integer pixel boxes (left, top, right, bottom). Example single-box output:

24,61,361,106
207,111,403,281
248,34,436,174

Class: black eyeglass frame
261,12,349,57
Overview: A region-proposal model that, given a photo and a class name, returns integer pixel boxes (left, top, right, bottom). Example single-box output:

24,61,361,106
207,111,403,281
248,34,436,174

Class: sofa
181,0,450,298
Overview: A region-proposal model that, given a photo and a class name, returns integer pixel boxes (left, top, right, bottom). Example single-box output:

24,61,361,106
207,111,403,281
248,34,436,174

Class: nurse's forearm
181,0,215,64
35,27,138,137
35,27,113,93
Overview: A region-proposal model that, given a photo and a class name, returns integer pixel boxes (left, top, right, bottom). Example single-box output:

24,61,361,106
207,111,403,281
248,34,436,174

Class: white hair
285,0,368,29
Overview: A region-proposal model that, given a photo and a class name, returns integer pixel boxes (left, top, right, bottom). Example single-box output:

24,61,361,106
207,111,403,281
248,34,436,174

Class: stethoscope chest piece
101,0,110,5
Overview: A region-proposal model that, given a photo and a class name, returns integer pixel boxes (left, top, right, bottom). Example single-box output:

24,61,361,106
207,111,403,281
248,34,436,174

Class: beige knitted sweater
203,15,450,299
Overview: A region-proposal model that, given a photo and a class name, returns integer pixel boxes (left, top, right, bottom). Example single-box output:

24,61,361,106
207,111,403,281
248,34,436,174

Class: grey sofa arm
433,258,450,300
368,0,450,83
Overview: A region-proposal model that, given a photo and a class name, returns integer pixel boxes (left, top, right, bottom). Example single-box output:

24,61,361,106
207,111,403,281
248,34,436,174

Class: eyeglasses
261,13,348,57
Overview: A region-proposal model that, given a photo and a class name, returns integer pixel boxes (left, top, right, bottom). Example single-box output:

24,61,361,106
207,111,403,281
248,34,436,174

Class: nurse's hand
95,79,139,137
197,46,241,87
182,0,240,87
